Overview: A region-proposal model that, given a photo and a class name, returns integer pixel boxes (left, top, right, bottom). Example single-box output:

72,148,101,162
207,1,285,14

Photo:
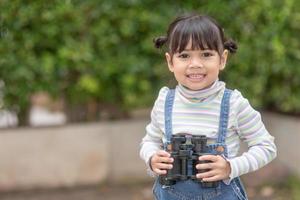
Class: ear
165,53,174,72
220,50,228,70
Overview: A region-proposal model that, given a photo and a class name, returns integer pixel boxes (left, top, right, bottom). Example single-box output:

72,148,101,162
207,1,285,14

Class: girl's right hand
150,150,174,175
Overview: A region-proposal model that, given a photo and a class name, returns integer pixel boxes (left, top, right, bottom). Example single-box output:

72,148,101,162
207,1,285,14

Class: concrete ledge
0,124,109,191
0,119,150,191
261,112,300,175
0,112,298,191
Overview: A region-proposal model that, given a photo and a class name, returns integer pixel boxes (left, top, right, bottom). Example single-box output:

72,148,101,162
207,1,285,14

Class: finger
152,155,173,164
158,156,174,163
196,162,215,170
196,170,215,179
202,175,221,182
157,150,171,157
153,168,167,175
155,163,173,170
199,155,218,162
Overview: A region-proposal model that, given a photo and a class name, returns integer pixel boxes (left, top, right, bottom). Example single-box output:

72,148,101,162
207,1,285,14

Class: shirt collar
176,80,225,103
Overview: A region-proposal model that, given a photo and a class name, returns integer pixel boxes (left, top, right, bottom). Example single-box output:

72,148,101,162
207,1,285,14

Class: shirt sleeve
139,87,169,176
227,90,277,181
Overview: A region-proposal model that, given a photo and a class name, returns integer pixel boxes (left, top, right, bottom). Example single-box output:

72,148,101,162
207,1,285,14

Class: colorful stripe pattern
140,81,277,181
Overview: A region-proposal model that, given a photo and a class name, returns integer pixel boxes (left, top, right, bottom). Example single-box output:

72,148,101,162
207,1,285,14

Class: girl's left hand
196,155,231,182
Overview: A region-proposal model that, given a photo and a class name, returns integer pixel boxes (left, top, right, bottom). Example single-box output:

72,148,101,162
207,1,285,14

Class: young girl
140,13,277,200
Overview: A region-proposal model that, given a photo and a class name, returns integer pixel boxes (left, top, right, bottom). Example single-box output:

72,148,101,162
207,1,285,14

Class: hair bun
224,39,238,53
153,36,167,49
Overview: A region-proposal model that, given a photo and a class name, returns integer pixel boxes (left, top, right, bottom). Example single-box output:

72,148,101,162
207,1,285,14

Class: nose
188,57,203,68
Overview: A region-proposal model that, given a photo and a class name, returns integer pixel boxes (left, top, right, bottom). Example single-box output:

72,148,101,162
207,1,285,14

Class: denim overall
153,89,248,200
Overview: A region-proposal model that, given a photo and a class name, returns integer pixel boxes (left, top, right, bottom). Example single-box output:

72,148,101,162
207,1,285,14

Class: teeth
189,74,205,79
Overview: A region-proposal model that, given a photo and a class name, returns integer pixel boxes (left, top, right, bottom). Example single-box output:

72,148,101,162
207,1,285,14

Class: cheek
172,69,187,81
206,68,221,77
173,67,186,76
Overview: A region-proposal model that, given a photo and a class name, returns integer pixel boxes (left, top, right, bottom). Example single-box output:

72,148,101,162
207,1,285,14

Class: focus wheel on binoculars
216,146,224,153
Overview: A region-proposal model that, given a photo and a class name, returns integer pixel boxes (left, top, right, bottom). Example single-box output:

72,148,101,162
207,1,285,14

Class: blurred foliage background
0,0,299,126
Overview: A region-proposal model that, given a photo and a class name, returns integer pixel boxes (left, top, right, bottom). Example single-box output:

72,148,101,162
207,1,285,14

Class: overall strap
217,88,233,144
164,89,175,149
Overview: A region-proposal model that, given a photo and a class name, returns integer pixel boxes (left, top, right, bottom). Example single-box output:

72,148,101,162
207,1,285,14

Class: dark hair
153,13,237,56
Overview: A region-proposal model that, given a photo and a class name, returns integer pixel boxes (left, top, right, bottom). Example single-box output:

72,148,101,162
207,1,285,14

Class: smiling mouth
187,74,206,81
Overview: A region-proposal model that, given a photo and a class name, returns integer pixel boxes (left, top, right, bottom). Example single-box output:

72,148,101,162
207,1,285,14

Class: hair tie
153,36,167,49
224,39,238,53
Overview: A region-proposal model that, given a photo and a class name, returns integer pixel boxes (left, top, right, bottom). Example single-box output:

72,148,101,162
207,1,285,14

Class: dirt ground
0,183,152,200
0,181,290,200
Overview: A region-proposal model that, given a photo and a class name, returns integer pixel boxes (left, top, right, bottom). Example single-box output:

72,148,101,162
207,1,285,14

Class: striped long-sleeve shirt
139,81,277,182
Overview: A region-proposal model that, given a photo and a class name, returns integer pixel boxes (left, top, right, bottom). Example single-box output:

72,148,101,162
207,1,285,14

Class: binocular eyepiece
159,134,219,188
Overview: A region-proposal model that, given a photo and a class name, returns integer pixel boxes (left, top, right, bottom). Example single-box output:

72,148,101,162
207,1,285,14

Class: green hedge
0,0,299,125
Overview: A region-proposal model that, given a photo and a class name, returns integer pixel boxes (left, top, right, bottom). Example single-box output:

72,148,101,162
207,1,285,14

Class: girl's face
166,40,228,91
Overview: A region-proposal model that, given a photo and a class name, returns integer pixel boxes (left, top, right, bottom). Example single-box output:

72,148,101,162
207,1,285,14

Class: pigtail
224,39,238,53
153,36,167,49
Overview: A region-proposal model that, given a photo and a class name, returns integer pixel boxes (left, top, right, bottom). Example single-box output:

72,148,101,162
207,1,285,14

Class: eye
202,52,213,57
178,53,190,59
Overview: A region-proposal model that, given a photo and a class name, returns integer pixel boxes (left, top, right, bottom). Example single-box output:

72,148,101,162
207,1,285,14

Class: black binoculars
159,134,219,188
